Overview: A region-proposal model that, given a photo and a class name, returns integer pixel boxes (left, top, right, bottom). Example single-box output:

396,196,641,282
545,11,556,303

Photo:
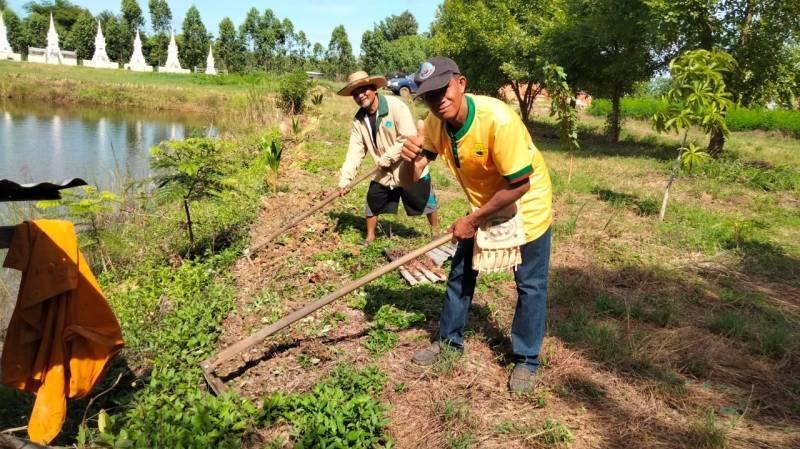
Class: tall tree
64,10,95,59
24,0,87,31
2,9,25,53
253,9,285,70
103,14,132,63
326,24,355,77
121,0,144,31
653,0,800,107
311,41,324,67
239,7,259,51
362,10,425,75
147,0,170,34
217,17,246,72
180,5,208,70
431,0,558,125
545,0,658,141
376,10,418,41
23,12,49,48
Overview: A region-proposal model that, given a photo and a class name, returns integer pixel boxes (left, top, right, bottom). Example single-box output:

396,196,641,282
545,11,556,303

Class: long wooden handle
203,233,453,371
246,167,379,257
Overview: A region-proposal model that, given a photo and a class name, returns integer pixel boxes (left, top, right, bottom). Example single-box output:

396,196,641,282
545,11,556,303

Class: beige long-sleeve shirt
338,94,428,188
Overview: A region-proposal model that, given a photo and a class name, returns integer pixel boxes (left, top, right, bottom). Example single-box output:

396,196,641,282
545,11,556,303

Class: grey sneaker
508,365,537,394
412,341,443,366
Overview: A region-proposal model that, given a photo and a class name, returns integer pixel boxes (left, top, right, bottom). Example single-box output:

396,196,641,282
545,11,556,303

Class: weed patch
260,365,391,448
689,411,730,449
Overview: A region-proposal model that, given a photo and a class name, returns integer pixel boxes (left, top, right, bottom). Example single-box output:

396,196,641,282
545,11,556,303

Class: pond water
0,102,217,332
0,101,216,190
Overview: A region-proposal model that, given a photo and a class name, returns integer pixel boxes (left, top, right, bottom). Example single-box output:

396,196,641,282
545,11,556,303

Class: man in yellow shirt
400,57,553,393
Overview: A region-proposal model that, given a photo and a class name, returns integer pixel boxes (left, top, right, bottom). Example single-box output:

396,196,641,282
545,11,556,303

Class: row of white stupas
0,12,216,75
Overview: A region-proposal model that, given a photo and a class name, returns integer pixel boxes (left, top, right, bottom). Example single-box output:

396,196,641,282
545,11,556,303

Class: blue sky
5,0,440,55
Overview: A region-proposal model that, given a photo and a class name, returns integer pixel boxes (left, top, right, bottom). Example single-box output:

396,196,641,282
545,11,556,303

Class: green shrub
279,70,311,114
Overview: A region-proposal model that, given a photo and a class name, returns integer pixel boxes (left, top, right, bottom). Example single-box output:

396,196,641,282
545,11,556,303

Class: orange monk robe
1,220,123,444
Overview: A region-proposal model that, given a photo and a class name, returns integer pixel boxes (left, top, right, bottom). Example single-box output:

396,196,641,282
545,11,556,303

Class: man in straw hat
337,70,439,245
399,57,553,394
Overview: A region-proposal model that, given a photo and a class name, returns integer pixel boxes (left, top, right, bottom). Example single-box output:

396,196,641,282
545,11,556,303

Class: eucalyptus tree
361,10,424,75
326,25,355,77
121,0,144,31
217,17,246,72
180,5,209,71
147,0,171,65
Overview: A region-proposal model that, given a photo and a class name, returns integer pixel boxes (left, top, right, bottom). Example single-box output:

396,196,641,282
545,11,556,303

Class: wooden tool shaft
203,233,453,371
247,167,379,256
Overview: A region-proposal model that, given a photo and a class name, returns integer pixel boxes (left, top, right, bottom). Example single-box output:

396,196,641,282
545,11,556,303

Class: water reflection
0,102,216,190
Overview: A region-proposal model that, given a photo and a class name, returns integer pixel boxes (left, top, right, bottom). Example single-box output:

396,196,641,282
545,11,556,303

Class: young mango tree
542,63,580,182
652,49,736,221
150,138,234,245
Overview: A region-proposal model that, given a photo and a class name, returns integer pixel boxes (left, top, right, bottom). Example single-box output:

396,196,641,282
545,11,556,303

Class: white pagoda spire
45,13,62,63
159,29,188,73
123,29,152,71
205,45,216,75
0,11,13,53
84,21,118,68
91,21,109,62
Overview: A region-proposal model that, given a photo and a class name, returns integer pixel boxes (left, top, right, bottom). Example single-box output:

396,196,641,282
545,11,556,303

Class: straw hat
337,71,387,96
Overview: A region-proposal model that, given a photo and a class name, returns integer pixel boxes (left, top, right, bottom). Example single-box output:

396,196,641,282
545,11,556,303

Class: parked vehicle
386,73,417,96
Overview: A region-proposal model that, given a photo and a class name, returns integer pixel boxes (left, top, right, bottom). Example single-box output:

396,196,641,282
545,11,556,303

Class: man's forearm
466,180,530,227
398,157,428,188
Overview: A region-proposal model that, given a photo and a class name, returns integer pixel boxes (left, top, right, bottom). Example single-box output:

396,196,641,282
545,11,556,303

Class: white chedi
0,10,22,61
158,30,189,74
83,21,118,69
29,13,76,65
205,45,216,75
45,12,61,63
124,29,152,72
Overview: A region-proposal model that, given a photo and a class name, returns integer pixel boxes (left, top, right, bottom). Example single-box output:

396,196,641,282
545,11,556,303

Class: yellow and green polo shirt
422,94,552,242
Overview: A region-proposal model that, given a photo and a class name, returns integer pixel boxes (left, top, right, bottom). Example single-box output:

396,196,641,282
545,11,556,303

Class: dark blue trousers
438,227,552,372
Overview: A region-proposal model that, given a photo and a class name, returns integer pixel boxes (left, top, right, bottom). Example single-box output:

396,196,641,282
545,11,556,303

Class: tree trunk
183,198,194,245
659,130,689,221
607,90,622,143
707,126,726,158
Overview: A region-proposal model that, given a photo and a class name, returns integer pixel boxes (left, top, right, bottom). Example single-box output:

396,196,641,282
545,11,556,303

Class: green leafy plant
37,186,120,271
260,365,391,448
258,134,283,193
653,49,736,221
311,92,324,106
150,138,235,245
363,328,398,355
543,63,580,182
